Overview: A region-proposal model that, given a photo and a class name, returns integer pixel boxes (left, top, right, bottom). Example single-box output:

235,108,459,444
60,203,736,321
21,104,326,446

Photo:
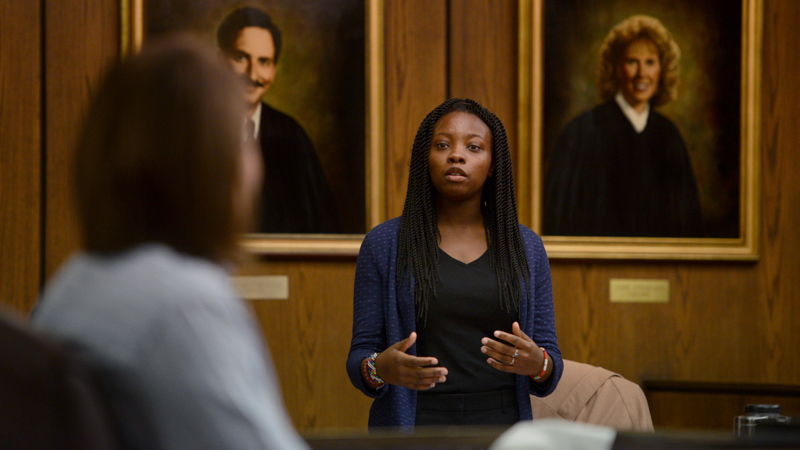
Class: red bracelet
531,348,548,381
361,352,385,389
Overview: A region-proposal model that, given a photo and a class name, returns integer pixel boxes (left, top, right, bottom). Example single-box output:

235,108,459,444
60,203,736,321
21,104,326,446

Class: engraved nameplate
230,275,289,300
609,279,669,303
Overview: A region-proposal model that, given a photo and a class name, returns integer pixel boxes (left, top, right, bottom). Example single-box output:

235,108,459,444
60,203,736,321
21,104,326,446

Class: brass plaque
230,275,289,300
609,279,669,303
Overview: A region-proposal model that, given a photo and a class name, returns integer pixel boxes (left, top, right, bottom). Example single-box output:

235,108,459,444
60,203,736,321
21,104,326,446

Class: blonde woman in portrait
543,15,702,238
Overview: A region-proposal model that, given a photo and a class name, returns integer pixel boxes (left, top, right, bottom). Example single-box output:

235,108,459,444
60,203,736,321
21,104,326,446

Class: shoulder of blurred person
33,243,239,354
33,243,306,449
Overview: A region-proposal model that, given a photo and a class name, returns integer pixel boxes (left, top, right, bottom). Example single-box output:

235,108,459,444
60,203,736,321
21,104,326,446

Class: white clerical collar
246,102,262,140
615,91,649,134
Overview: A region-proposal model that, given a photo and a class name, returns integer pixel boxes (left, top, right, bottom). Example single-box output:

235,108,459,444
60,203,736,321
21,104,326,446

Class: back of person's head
216,6,283,63
75,34,250,263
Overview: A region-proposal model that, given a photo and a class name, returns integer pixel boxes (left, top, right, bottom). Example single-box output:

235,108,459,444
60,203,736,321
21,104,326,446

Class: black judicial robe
257,102,340,233
543,100,702,237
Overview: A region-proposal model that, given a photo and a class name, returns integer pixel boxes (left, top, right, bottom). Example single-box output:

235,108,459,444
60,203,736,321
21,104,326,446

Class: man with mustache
217,6,339,233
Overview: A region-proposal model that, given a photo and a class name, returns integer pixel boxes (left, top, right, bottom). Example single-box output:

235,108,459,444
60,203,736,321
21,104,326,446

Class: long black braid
396,98,531,321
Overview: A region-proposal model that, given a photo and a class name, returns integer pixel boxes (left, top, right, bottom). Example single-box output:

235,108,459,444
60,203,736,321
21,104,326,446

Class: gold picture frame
121,0,384,257
518,0,761,260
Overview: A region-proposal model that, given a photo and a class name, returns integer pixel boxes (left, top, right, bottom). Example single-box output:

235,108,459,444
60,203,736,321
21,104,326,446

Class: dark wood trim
643,380,800,397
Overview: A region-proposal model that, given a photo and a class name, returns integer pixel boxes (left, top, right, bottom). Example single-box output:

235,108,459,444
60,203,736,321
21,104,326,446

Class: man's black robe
257,103,340,233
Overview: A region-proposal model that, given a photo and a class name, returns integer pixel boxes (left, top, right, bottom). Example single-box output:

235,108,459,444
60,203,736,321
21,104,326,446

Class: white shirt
33,244,307,450
615,91,650,134
246,102,263,141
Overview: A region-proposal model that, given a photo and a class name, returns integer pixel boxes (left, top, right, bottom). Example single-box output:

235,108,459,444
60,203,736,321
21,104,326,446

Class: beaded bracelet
531,348,548,381
361,352,385,389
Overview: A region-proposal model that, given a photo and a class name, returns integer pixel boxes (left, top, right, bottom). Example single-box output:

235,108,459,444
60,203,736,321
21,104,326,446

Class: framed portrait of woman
518,0,762,260
122,0,384,256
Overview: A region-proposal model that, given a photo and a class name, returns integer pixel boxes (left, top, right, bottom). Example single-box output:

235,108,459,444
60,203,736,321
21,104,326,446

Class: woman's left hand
481,321,543,376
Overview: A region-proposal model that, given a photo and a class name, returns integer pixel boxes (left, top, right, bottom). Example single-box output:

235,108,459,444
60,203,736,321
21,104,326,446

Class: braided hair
397,98,530,321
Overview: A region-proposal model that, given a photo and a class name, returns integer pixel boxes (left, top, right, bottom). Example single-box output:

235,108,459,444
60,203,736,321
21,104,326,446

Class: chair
530,359,654,431
0,311,121,450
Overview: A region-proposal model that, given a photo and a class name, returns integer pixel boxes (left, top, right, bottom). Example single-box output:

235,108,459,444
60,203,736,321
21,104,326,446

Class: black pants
415,389,519,426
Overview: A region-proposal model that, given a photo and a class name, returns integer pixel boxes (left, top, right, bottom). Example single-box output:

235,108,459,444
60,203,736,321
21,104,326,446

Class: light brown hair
75,34,247,262
596,15,681,107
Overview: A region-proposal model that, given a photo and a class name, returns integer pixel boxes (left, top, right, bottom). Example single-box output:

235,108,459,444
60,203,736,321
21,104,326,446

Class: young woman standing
348,98,562,429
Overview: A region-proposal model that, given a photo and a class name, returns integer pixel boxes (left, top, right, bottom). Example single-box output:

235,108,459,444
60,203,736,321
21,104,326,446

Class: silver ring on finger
513,348,519,358
510,357,516,366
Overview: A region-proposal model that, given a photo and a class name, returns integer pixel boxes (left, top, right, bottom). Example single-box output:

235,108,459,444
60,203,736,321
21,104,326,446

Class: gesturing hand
374,332,448,390
481,321,544,376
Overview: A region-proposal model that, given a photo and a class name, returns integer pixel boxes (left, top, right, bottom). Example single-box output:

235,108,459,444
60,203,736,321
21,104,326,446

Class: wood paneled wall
383,0,448,217
2,0,799,433
0,1,41,314
43,0,120,280
1,0,120,315
241,258,372,428
448,0,519,174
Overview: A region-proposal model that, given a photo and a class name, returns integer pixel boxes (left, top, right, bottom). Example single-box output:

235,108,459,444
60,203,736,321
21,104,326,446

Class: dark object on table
735,404,793,438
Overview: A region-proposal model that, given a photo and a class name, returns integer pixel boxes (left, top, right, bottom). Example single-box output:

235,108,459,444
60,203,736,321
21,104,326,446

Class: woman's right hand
374,332,447,390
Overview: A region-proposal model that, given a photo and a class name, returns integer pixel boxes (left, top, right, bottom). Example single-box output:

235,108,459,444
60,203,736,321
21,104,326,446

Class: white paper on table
489,418,617,450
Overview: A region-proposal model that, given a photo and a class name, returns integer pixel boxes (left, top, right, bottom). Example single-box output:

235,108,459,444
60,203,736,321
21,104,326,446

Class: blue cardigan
347,217,563,429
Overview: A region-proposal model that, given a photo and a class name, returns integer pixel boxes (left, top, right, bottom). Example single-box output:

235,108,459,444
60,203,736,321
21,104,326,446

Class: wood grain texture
759,0,800,385
384,0,448,219
44,0,119,280
238,258,371,431
551,259,773,380
647,390,800,430
0,2,41,313
448,0,519,193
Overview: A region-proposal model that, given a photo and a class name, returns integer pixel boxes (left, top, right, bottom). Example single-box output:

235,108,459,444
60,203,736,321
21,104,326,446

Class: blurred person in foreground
32,34,307,450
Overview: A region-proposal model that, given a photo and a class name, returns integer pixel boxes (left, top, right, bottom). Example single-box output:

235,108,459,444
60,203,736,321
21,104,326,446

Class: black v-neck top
415,249,517,394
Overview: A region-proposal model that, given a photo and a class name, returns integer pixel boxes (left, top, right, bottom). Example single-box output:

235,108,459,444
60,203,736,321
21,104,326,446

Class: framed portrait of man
122,0,384,256
518,0,762,260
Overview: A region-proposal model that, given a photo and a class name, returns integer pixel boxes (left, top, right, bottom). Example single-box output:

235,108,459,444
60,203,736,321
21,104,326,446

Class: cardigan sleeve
346,233,389,399
526,230,563,397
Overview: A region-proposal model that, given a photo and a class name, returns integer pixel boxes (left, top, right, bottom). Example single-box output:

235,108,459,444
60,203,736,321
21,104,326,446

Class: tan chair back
530,359,654,431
